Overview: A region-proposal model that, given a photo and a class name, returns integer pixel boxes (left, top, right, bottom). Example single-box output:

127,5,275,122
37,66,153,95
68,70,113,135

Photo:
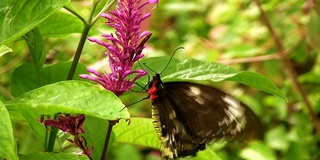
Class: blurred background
1,0,320,159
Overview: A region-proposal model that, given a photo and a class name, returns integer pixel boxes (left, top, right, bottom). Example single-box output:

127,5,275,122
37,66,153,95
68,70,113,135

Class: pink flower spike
148,0,158,4
79,74,95,81
139,31,151,39
87,68,102,76
100,13,113,20
80,0,158,96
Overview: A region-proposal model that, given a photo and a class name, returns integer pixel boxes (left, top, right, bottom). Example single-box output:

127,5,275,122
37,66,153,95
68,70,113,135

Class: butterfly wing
152,88,202,159
165,82,263,141
151,81,263,159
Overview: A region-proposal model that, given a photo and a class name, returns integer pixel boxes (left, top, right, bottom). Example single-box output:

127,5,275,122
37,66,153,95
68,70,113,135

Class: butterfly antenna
159,47,184,75
143,62,157,73
137,60,151,90
119,96,150,111
138,60,146,73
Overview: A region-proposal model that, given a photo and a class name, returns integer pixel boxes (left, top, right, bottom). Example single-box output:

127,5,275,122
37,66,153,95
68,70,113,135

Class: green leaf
111,144,143,160
82,116,114,160
284,142,311,160
10,63,40,97
0,0,71,45
226,71,287,101
20,152,88,160
113,118,161,149
41,61,87,83
25,28,46,71
264,96,287,120
10,61,87,97
161,59,238,81
193,146,222,160
137,57,287,101
38,11,83,36
113,118,222,160
21,112,47,144
0,45,12,57
0,100,18,160
6,80,129,120
239,141,276,160
265,125,289,151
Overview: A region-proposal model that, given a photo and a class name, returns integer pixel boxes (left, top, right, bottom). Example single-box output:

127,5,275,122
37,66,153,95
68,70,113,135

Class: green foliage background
1,0,320,159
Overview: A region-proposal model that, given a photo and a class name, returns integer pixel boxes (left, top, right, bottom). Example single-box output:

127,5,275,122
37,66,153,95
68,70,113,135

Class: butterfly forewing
164,82,263,141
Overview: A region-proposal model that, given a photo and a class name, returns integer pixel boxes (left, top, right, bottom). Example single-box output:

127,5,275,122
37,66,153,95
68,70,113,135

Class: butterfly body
148,74,263,159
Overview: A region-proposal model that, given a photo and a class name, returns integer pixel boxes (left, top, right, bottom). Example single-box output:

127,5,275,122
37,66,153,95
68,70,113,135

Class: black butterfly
147,73,263,159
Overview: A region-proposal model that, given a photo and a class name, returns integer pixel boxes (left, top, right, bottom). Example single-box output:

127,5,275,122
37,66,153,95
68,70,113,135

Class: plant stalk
100,120,118,160
66,24,91,80
253,0,320,134
47,114,59,152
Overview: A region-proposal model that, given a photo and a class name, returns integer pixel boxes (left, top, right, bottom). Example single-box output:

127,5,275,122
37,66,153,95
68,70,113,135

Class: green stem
65,0,118,80
253,0,320,135
63,6,87,24
47,114,59,152
66,25,91,80
92,0,118,24
100,120,118,160
44,124,48,151
64,3,92,80
88,0,101,23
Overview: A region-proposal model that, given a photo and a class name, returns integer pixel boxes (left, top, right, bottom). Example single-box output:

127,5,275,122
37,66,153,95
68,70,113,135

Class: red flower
40,114,93,157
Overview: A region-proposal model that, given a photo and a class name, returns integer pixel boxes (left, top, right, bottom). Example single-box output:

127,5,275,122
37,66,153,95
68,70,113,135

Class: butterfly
147,73,263,159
